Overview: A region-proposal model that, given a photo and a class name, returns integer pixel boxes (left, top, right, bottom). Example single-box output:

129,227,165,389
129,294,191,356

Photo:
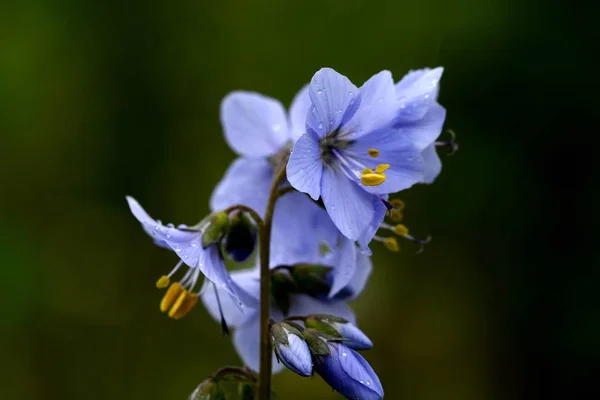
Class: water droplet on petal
317,89,323,95
272,123,282,132
318,123,323,130
342,352,347,356
349,91,354,96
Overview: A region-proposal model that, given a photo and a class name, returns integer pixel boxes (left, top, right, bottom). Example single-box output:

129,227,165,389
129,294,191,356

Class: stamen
213,283,230,336
435,129,459,155
167,260,184,278
168,290,199,320
383,237,400,252
160,282,184,312
389,209,404,222
375,164,390,174
362,167,374,174
156,275,170,289
361,170,386,186
368,148,380,158
394,224,409,236
389,199,405,210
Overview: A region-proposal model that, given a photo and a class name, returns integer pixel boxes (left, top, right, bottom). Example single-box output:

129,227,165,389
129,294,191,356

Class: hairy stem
257,156,289,399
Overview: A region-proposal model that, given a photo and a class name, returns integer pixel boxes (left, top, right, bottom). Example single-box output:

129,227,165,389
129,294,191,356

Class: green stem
257,157,289,399
223,204,264,227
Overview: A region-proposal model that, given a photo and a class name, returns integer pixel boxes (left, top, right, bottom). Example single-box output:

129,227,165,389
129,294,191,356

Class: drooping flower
393,67,447,184
126,196,258,317
286,67,443,240
313,341,383,400
200,251,373,373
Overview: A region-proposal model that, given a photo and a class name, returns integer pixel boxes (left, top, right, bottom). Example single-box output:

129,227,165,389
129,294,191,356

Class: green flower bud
302,328,331,356
201,211,230,248
188,378,225,400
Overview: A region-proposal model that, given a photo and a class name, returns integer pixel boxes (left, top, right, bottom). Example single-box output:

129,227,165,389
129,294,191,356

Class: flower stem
223,204,264,227
257,156,289,399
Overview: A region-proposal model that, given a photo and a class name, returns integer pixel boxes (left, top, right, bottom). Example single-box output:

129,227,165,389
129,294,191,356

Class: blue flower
126,196,258,312
393,67,447,184
314,342,383,400
271,322,313,377
286,67,444,240
200,252,372,374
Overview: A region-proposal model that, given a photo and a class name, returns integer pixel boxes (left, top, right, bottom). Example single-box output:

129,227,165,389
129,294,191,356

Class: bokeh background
1,0,598,399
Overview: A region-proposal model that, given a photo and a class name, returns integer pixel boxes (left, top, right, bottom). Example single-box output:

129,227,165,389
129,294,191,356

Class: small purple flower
314,342,383,400
200,256,371,374
126,196,257,310
286,68,427,240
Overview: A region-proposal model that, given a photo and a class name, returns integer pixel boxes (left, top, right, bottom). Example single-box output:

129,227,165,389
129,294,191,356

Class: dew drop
317,89,323,95
424,94,430,99
318,123,323,130
342,352,347,357
312,106,317,114
366,381,371,386
336,108,342,114
272,123,282,132
349,91,354,96
191,242,198,247
360,380,364,384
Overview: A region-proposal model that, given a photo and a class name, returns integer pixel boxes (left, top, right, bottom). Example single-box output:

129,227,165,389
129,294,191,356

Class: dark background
1,0,598,399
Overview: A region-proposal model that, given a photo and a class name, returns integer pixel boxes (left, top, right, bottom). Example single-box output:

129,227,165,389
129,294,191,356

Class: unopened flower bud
302,328,331,356
201,212,230,248
270,322,313,377
306,315,373,350
188,378,225,400
224,212,257,262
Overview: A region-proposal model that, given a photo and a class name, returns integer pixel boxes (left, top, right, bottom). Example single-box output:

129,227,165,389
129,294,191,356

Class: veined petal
287,132,323,200
395,68,440,101
343,70,399,140
307,68,360,138
221,91,290,157
328,237,357,298
201,269,260,328
233,311,285,374
199,245,258,308
276,331,313,376
421,143,442,184
210,157,273,216
338,345,384,398
126,196,204,267
357,196,387,253
334,322,373,350
288,84,310,142
395,67,444,122
395,102,447,150
333,251,373,302
288,295,356,324
321,167,375,240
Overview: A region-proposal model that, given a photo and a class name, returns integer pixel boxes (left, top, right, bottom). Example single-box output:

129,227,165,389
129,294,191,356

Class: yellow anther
394,224,409,236
368,148,380,158
389,209,404,222
361,167,386,186
383,237,400,252
169,291,199,320
389,199,405,210
160,282,184,312
375,164,390,174
156,275,170,289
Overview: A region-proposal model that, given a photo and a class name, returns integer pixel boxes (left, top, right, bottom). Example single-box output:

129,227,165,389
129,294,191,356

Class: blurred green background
1,0,598,399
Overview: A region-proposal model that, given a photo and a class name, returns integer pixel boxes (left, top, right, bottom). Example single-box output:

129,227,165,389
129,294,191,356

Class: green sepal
302,328,331,356
201,212,230,248
304,316,342,338
288,264,332,297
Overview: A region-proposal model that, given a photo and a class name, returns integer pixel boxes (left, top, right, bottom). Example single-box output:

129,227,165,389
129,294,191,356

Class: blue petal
347,129,425,194
421,143,442,184
270,192,339,268
395,102,447,150
395,68,440,101
221,91,290,157
395,67,444,122
314,344,383,400
333,251,373,302
276,331,313,377
334,322,373,350
343,70,400,140
287,295,356,324
287,131,323,200
201,269,260,328
321,167,376,240
307,68,360,138
210,157,273,216
288,84,310,142
126,196,205,267
328,237,357,298
357,196,387,253
233,311,286,374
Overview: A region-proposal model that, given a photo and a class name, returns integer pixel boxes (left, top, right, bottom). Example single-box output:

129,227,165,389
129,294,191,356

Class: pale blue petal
395,67,444,122
210,157,273,216
357,197,387,253
395,102,447,150
307,68,360,138
421,143,442,184
328,238,357,298
221,91,290,157
288,295,356,324
334,322,373,350
276,331,313,376
233,311,285,374
333,251,373,302
395,68,440,101
321,167,375,240
201,269,260,328
343,70,399,140
338,345,384,398
287,132,323,200
288,84,310,142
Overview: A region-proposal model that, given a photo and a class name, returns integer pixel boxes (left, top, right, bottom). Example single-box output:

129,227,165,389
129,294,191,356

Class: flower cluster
126,66,451,399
